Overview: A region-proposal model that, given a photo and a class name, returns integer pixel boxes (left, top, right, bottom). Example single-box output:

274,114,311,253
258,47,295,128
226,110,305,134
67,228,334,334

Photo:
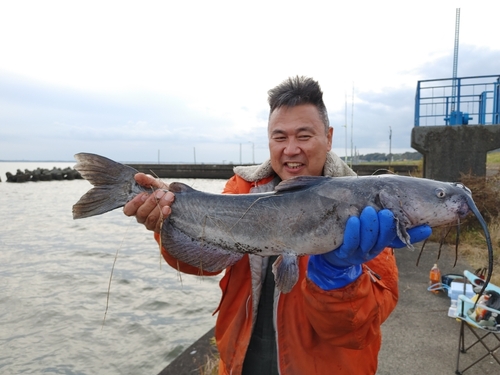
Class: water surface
0,162,227,374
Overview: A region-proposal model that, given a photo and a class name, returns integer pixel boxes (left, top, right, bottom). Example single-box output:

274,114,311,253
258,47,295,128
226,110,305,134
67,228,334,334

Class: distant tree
356,152,422,162
364,153,386,162
400,152,422,160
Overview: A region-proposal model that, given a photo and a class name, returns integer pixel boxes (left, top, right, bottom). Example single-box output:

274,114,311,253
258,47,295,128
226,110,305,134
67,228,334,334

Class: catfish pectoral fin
378,189,413,249
396,220,413,250
272,253,299,293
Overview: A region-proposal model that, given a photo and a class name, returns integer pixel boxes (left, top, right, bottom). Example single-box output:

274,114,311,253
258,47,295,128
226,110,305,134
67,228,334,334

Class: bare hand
123,173,174,233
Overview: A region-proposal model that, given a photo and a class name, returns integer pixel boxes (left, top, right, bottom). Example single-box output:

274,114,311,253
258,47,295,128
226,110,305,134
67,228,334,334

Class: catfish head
377,180,472,248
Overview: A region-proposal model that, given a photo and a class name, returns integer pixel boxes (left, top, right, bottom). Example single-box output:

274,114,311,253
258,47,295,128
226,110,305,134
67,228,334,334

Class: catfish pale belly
73,153,477,293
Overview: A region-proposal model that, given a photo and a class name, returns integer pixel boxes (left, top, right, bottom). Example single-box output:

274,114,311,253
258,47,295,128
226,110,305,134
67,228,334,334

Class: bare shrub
456,174,500,285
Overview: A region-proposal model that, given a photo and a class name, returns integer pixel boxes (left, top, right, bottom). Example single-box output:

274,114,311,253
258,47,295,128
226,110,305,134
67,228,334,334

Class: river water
0,162,227,375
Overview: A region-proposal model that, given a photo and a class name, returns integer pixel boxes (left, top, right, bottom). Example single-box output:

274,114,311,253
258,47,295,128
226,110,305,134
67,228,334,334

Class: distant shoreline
0,160,75,163
0,160,232,164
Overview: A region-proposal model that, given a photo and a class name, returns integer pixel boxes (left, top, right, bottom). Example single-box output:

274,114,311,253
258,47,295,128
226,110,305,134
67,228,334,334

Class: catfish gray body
73,153,479,293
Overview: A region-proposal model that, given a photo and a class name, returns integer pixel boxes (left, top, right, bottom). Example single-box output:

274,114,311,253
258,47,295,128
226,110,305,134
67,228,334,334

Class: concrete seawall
2,163,419,182
126,163,242,179
126,163,420,180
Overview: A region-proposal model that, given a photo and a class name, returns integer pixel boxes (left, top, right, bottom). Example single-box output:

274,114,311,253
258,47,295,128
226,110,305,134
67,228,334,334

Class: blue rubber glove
308,207,432,290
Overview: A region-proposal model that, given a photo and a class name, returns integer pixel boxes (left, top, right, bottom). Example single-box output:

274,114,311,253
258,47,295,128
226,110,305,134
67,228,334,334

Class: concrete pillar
411,125,500,181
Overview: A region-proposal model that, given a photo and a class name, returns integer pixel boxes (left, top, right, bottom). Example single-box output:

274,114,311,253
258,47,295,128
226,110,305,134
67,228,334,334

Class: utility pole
344,92,348,163
350,83,354,166
451,8,460,113
249,141,255,164
389,126,392,166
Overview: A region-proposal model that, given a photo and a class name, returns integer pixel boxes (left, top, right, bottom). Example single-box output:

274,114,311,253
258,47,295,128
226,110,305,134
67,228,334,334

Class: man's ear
327,126,333,150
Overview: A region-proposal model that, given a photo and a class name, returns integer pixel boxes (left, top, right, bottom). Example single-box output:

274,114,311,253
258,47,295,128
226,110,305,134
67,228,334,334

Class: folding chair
455,270,500,374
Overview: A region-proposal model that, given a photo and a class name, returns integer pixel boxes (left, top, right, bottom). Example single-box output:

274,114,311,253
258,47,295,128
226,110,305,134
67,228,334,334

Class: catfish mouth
451,183,473,219
457,200,470,219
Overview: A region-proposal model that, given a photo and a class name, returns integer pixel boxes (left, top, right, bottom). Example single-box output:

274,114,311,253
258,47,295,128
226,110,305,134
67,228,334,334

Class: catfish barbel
72,153,493,294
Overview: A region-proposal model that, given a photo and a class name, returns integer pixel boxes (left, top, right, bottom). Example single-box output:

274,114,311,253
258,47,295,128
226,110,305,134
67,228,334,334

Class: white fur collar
233,151,356,181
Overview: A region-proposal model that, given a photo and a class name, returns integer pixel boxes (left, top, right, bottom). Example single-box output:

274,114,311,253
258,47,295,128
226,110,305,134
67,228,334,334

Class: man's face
268,104,333,180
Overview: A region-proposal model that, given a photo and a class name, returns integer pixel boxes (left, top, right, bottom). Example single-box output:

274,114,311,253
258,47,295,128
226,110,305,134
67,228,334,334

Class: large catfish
72,153,493,294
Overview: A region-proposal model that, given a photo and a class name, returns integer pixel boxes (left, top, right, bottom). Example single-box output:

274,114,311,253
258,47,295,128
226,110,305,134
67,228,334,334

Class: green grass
488,151,500,164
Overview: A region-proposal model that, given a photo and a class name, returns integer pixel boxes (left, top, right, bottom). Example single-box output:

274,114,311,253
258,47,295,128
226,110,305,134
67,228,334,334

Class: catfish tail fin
72,153,146,219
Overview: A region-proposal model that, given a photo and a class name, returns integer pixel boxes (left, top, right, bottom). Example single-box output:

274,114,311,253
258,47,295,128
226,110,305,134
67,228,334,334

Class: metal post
451,8,460,113
389,126,392,166
249,142,255,164
414,81,421,126
344,92,348,163
350,84,354,167
494,78,500,124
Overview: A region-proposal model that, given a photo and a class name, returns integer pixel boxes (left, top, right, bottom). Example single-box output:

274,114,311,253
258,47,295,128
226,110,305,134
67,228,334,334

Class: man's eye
298,135,312,140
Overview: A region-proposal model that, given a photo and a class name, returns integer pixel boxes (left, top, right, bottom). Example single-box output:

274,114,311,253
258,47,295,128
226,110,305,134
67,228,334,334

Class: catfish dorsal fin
275,176,327,193
169,182,196,193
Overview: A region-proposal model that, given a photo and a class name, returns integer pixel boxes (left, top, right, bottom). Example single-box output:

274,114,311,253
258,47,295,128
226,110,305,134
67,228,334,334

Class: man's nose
283,139,300,155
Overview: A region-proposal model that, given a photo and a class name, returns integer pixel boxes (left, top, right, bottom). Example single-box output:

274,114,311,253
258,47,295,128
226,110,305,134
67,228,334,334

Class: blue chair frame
455,270,500,374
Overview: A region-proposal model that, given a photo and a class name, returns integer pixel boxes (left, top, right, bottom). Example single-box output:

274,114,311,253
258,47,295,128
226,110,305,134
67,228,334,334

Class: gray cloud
328,45,500,155
1,45,498,162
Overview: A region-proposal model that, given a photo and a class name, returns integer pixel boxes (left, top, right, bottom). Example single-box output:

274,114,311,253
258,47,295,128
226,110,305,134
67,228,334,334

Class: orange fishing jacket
156,174,399,375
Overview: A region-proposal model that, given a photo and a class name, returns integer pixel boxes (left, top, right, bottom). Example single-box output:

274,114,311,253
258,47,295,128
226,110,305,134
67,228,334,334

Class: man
123,76,431,374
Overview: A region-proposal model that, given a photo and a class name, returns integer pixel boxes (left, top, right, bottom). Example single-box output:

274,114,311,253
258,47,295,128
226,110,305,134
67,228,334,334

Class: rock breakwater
4,167,82,182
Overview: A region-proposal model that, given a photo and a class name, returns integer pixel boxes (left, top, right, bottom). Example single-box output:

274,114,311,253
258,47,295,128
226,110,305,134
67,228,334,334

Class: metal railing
414,74,500,126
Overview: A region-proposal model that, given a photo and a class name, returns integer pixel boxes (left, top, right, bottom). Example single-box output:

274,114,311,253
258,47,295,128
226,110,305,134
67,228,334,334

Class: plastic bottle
429,264,441,294
448,299,457,317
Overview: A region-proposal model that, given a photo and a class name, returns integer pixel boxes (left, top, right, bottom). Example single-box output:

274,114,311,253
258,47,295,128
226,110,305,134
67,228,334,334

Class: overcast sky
1,1,499,164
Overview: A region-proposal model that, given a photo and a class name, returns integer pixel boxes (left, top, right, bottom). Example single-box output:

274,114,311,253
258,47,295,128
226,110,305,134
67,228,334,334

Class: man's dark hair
267,76,330,131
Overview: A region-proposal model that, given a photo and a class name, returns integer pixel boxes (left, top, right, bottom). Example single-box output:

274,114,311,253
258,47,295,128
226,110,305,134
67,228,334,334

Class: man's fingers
359,206,378,252
136,191,173,221
390,225,432,248
134,173,168,190
144,191,174,232
372,209,398,252
123,188,175,233
123,193,148,216
337,216,360,259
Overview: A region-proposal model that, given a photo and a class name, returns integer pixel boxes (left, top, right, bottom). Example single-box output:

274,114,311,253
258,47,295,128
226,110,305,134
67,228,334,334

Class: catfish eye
435,188,446,198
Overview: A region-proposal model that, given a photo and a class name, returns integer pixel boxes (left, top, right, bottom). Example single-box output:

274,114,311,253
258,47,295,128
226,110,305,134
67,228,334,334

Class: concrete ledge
412,124,500,181
126,163,420,180
157,327,217,375
126,163,240,180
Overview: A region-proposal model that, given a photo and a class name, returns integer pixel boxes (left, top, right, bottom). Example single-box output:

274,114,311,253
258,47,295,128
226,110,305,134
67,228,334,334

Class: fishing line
415,238,428,266
454,220,460,268
155,191,165,271
102,216,135,329
149,181,185,286
148,170,170,271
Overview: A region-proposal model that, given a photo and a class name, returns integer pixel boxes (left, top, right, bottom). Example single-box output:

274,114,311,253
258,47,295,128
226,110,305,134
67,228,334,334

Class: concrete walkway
377,242,498,375
159,242,499,374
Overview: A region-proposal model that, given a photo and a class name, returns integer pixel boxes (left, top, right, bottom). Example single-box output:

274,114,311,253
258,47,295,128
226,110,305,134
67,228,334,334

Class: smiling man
123,76,431,374
268,104,333,179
